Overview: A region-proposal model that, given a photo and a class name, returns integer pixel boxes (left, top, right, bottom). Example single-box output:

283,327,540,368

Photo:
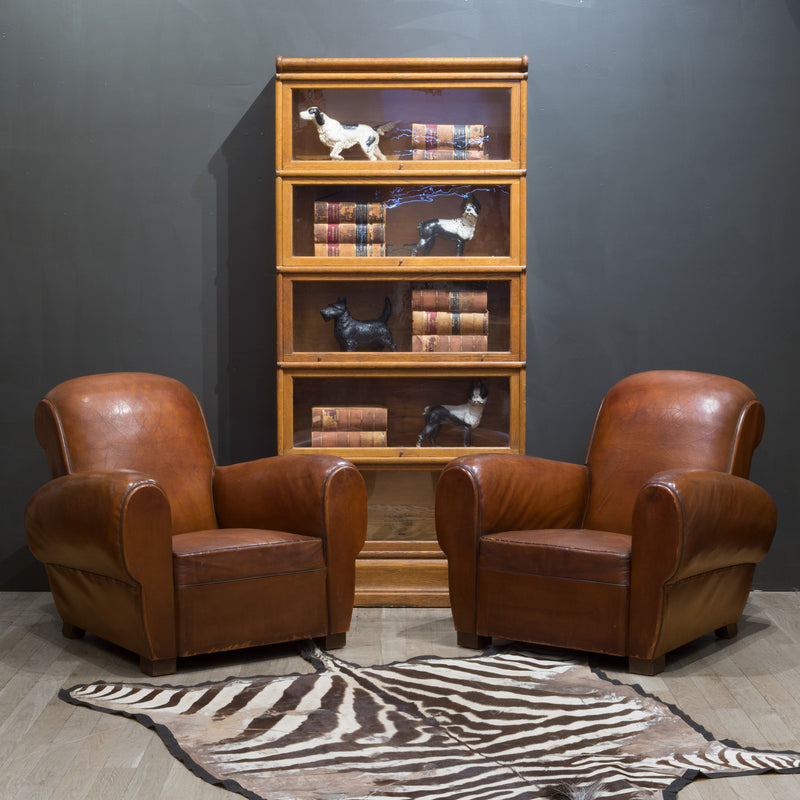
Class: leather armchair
25,372,367,676
436,370,777,674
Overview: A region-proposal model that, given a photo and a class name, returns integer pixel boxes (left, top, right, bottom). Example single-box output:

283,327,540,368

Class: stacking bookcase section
275,56,527,606
277,275,523,363
280,179,522,266
282,371,522,459
276,56,525,173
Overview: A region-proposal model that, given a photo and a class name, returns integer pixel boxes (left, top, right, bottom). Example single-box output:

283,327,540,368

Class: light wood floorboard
1,591,798,799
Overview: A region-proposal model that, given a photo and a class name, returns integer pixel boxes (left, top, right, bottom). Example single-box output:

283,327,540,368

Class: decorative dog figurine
299,107,396,161
416,381,488,446
320,297,397,352
412,194,481,256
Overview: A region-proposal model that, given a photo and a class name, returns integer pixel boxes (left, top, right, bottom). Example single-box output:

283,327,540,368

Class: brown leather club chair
25,372,367,676
435,370,777,675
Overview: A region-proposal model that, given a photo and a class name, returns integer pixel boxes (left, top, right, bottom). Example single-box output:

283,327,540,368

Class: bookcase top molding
276,56,528,81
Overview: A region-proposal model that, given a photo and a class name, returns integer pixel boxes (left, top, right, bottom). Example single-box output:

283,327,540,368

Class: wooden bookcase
275,56,527,606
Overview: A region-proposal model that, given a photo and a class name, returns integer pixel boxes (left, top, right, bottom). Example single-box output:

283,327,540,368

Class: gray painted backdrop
2,0,799,590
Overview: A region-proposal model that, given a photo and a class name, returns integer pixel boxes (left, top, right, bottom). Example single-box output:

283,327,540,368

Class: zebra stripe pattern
61,645,800,800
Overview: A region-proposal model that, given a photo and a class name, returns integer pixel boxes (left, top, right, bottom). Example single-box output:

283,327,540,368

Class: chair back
35,372,217,533
582,370,765,534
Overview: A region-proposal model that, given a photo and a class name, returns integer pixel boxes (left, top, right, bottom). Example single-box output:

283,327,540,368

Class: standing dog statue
320,297,397,352
299,107,396,161
417,381,489,446
412,194,482,256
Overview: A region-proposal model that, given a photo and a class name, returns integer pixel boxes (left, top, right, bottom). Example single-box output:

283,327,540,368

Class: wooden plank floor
1,591,799,799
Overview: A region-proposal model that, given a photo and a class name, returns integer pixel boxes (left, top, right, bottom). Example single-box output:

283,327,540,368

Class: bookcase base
354,541,450,607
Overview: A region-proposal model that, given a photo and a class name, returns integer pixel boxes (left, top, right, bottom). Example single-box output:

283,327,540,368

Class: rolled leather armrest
213,454,366,551
24,470,174,585
436,453,589,556
631,468,777,584
629,468,776,663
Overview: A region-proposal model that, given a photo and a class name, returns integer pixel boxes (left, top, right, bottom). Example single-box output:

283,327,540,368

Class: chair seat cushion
173,529,325,586
479,529,631,586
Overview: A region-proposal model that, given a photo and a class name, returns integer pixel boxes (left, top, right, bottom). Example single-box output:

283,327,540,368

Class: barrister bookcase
275,56,527,605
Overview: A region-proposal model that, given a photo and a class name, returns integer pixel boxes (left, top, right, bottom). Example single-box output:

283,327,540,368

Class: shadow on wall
208,80,278,465
787,0,800,31
1,546,48,591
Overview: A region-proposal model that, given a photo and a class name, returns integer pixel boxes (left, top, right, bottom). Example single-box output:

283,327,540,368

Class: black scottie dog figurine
320,297,397,352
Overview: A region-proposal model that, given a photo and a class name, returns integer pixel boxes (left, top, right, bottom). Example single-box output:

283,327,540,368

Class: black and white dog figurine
299,107,395,161
320,297,397,352
417,381,488,447
412,194,481,256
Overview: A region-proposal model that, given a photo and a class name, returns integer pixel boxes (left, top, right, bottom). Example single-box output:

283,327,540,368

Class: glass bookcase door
280,373,518,455
286,86,515,164
284,181,518,263
279,277,519,360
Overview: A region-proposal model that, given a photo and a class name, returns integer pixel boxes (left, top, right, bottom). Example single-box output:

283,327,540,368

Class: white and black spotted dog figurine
417,381,488,447
412,193,481,257
299,107,396,161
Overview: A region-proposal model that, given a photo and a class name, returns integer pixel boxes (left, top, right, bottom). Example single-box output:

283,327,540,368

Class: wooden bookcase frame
275,56,527,606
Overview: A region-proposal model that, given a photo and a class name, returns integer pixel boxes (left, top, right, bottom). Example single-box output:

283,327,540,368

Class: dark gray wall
2,0,799,590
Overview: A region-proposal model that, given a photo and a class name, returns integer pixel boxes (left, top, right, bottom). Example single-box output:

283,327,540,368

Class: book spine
412,335,488,352
313,242,386,257
312,406,389,431
313,223,386,244
411,289,488,313
411,148,485,161
311,431,387,447
411,123,485,151
412,310,489,335
313,201,385,224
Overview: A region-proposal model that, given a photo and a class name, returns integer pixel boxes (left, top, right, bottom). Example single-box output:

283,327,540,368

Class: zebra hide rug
59,644,800,800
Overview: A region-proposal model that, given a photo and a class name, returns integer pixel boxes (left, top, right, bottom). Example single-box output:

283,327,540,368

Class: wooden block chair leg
457,631,492,649
316,632,347,650
140,656,177,677
715,623,738,639
628,655,666,676
62,622,85,639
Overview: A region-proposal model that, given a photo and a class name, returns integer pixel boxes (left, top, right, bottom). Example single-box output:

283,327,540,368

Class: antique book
313,242,387,257
412,310,489,336
311,430,387,447
412,335,488,352
411,123,485,152
312,406,389,432
411,148,485,161
313,223,386,244
313,201,386,225
411,288,488,313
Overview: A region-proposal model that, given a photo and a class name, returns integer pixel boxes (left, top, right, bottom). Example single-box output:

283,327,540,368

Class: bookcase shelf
275,56,527,606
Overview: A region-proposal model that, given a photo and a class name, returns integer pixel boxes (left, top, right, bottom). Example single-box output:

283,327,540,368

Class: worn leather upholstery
436,371,777,674
25,372,367,675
